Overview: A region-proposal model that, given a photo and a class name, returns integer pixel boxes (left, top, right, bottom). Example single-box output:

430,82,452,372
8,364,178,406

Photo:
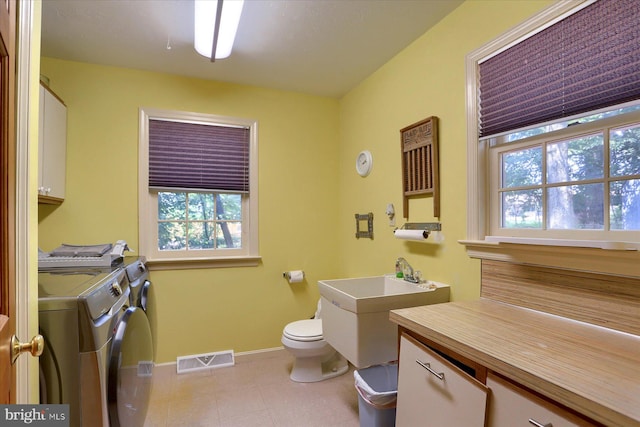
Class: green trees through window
158,192,242,251
499,119,640,231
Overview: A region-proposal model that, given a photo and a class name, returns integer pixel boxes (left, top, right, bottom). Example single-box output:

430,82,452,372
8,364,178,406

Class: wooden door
0,0,16,404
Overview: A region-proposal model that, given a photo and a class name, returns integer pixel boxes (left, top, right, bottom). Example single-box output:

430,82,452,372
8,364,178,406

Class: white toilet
281,302,348,383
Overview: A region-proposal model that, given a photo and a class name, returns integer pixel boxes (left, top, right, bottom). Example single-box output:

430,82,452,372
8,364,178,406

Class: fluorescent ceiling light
194,0,244,61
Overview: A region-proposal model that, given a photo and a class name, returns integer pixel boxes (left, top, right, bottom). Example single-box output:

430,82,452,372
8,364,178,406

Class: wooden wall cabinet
396,334,488,427
38,83,67,204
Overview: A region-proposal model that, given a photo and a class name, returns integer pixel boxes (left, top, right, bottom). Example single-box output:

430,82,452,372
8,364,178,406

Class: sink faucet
396,257,419,283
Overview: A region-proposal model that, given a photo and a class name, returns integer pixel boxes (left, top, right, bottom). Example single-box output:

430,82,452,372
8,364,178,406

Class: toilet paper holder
283,271,305,283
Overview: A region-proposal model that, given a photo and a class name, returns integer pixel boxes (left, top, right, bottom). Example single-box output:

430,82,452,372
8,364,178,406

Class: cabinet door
39,84,67,201
487,372,598,427
396,334,488,427
38,85,46,193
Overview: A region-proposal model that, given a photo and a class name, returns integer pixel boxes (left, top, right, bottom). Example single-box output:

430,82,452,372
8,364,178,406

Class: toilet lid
283,319,323,342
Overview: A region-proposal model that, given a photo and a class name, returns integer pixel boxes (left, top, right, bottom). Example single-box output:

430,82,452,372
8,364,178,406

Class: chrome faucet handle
414,270,423,283
396,257,421,283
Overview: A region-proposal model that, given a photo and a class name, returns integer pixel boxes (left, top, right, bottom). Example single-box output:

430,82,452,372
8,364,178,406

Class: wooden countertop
390,299,640,427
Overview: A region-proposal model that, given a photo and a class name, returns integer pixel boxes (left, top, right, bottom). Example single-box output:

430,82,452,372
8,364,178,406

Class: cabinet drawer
396,333,488,427
487,372,598,427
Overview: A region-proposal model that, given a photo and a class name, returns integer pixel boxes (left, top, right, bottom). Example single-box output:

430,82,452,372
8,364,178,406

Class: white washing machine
38,267,153,427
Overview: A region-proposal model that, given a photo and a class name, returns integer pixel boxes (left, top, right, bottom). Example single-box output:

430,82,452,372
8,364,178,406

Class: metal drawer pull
528,419,552,427
416,360,445,380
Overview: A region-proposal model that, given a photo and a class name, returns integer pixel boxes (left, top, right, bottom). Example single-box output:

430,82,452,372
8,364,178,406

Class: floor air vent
177,350,235,374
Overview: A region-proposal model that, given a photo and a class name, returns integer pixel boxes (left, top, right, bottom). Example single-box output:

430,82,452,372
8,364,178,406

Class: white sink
318,275,450,368
318,275,445,314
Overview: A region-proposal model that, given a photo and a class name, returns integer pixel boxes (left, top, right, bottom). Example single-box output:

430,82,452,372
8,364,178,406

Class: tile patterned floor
144,349,361,427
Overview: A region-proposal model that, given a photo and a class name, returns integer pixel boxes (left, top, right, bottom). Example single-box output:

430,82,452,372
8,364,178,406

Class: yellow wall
38,0,552,363
336,0,551,301
38,60,341,362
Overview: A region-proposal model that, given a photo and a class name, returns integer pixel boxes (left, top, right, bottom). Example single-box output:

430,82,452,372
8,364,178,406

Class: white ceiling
41,0,463,98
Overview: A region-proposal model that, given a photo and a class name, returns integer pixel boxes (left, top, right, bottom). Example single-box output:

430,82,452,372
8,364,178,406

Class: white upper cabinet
38,83,67,203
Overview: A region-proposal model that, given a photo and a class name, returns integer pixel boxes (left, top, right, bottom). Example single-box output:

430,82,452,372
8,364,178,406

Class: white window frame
138,108,260,269
462,0,640,276
488,110,640,244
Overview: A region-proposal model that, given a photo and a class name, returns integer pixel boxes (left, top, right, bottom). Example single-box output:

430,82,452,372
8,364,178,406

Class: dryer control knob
111,282,123,297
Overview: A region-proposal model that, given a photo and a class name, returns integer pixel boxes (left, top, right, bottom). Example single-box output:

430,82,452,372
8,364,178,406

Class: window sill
484,236,640,251
459,239,640,278
146,255,262,271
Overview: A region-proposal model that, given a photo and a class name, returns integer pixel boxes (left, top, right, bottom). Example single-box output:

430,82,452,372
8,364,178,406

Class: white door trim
15,0,36,402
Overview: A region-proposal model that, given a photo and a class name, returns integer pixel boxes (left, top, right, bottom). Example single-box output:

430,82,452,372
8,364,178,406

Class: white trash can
354,364,398,427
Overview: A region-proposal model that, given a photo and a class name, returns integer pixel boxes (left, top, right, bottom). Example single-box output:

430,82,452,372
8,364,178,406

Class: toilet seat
283,319,323,342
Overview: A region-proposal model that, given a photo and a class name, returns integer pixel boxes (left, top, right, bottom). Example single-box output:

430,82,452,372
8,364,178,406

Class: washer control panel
83,270,128,321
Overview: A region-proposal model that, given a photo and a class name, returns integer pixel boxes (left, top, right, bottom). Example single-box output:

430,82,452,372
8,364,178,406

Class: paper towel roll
394,229,429,241
285,270,305,283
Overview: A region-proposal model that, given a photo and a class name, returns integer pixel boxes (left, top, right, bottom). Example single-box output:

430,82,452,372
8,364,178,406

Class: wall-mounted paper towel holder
400,222,441,231
394,222,441,240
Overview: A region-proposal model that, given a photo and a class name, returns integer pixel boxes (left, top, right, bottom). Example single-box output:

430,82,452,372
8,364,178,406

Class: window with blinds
466,0,640,248
139,108,259,265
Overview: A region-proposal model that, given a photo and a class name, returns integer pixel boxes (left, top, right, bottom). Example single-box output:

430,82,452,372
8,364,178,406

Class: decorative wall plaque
400,116,440,218
355,213,374,239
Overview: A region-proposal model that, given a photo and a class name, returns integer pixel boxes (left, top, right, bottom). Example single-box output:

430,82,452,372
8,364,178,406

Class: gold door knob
11,334,44,364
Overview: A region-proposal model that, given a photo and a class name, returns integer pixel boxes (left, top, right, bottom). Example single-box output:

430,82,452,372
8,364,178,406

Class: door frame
14,0,37,402
0,0,17,403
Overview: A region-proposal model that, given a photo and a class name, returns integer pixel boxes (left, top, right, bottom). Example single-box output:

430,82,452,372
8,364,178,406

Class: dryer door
108,306,154,427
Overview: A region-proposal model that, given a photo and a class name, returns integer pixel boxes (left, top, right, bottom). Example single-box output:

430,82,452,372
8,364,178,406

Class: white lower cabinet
396,334,488,427
487,372,598,427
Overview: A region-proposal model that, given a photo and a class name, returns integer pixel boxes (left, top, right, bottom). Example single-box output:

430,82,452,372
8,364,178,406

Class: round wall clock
356,150,373,177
